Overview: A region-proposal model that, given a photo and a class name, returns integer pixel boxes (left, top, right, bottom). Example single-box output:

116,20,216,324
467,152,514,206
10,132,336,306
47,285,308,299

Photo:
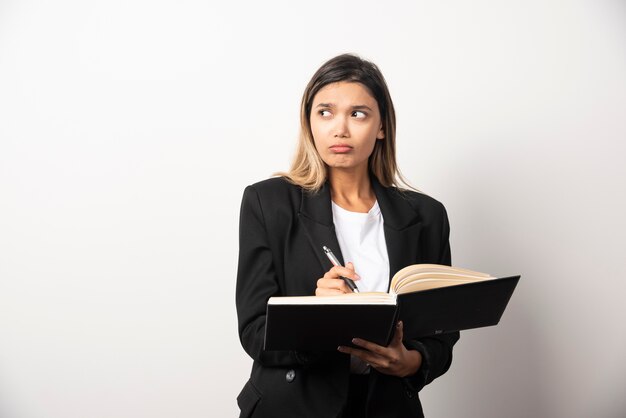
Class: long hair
279,53,412,192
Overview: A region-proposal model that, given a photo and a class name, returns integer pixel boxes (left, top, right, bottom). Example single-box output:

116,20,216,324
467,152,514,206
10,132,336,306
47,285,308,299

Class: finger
351,338,389,356
317,277,352,293
318,276,349,289
337,345,384,366
392,321,404,346
338,345,395,370
330,265,361,281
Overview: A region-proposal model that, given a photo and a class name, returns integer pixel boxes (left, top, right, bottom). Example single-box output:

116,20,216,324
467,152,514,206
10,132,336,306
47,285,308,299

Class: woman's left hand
337,321,422,378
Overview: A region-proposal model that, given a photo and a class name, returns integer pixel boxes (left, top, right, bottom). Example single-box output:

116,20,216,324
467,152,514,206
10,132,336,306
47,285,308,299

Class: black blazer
236,176,459,418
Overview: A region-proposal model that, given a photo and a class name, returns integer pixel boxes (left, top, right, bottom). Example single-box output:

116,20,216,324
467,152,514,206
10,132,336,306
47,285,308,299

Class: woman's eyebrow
315,103,373,111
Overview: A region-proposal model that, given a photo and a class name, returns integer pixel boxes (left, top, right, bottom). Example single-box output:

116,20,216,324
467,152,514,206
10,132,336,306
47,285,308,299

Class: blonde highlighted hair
279,53,413,192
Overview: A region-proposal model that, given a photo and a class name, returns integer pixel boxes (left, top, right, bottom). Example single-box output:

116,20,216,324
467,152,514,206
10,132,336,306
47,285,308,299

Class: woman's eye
352,111,366,119
319,110,331,117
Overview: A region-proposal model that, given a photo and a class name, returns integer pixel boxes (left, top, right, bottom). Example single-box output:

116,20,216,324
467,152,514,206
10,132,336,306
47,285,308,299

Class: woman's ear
377,125,385,140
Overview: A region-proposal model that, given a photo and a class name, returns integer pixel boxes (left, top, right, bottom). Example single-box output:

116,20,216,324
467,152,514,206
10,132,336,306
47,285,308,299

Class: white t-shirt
332,200,390,374
331,200,390,293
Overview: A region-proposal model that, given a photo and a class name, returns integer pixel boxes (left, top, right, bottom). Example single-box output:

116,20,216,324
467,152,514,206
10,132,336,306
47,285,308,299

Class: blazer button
405,387,415,399
285,369,296,383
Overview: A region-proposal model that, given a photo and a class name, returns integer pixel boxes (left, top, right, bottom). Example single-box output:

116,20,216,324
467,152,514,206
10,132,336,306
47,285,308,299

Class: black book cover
398,275,520,339
263,275,520,351
264,303,398,351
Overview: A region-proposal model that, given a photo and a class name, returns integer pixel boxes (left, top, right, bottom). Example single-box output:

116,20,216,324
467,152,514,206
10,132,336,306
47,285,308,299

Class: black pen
322,246,359,293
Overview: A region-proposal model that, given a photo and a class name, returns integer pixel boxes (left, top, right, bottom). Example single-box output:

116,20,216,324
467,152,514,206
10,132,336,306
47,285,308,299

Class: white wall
1,1,624,417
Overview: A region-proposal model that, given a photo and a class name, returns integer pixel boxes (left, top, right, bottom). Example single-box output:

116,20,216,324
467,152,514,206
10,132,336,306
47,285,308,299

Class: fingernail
337,346,345,352
352,338,361,344
354,273,361,280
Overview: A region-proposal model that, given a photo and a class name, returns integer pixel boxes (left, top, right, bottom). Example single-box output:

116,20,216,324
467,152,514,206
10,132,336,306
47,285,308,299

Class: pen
322,245,359,293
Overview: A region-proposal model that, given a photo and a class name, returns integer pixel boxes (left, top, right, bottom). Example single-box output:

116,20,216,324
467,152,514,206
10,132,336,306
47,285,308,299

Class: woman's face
310,81,384,174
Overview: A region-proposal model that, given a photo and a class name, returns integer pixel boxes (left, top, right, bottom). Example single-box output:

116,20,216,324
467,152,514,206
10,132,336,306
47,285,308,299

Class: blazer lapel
298,182,345,273
368,177,424,397
298,176,423,285
372,177,423,289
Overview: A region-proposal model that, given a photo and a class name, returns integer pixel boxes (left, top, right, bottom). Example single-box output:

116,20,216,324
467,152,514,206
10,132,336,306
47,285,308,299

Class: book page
268,292,396,305
394,277,480,294
391,264,493,295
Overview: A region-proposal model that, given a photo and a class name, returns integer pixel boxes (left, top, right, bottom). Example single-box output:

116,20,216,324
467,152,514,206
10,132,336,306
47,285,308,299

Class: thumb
345,262,360,281
393,321,404,345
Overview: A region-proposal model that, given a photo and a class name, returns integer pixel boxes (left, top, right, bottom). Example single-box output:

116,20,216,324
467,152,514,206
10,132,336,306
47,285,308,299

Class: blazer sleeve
236,185,313,367
403,205,460,392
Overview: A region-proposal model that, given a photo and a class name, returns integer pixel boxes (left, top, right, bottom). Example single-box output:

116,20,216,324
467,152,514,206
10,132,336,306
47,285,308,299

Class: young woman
236,54,458,418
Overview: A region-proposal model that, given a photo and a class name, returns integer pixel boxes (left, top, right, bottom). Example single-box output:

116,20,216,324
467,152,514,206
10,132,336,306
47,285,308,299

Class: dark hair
303,54,395,133
282,53,407,191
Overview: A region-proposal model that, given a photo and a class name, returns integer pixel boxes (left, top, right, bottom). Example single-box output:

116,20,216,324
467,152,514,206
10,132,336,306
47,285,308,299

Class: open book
264,264,520,351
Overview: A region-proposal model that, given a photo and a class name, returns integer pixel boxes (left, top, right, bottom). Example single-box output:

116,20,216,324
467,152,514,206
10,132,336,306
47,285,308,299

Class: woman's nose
333,116,349,138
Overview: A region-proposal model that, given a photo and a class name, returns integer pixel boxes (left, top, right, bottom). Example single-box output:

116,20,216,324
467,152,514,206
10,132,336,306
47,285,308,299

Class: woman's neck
328,168,376,213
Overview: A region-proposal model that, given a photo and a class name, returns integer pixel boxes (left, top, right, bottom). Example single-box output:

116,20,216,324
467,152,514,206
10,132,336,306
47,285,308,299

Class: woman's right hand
315,262,361,296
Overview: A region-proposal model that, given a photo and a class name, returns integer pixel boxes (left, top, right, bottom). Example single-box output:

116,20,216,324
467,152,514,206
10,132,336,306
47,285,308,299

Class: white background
1,1,625,417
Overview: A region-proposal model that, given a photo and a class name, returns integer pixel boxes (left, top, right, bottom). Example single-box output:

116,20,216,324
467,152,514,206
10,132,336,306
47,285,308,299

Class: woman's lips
329,145,352,153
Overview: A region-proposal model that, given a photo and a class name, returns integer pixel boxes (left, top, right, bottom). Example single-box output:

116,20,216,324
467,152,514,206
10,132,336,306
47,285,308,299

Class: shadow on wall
423,138,563,418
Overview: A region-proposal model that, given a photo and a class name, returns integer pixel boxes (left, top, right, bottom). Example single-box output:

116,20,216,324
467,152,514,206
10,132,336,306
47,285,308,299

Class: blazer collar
298,174,423,273
298,181,341,268
299,174,421,230
370,176,424,284
299,181,334,227
370,176,421,230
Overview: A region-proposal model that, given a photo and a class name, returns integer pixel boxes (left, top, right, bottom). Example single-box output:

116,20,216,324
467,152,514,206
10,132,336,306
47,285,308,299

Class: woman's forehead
312,82,377,106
